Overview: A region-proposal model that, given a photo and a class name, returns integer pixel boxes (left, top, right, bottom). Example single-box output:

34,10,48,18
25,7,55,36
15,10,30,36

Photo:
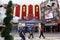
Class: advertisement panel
25,23,35,26
45,10,53,19
25,20,36,26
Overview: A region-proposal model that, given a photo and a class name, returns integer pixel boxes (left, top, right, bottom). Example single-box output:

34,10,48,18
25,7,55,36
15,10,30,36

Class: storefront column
51,26,52,32
13,7,16,16
39,23,41,32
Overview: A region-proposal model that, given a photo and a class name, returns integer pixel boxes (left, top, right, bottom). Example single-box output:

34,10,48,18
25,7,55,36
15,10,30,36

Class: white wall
58,0,60,8
1,0,47,5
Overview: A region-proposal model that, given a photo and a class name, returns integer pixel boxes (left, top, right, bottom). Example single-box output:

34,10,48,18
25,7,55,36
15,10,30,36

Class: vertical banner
35,5,39,20
28,5,33,20
22,5,26,19
15,5,20,17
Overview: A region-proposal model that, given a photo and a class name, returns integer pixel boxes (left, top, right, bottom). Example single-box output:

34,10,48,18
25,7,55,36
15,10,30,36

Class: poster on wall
40,0,59,20
44,9,53,19
45,12,53,19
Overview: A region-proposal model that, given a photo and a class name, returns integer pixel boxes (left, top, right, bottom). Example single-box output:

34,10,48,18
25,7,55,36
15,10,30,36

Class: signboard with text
25,23,35,26
25,20,36,26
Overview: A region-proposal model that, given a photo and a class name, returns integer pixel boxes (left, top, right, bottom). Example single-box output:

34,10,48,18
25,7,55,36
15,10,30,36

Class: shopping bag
28,34,30,39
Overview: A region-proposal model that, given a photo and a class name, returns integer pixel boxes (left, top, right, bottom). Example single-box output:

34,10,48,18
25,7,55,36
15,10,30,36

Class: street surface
0,32,60,40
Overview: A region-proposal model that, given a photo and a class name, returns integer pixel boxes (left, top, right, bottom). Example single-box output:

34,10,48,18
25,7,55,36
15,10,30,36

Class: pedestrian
18,27,26,40
18,23,26,40
39,27,45,39
23,27,26,35
28,26,34,38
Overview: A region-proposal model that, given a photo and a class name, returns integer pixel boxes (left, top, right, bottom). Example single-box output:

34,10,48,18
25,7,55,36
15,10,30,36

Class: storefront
40,0,60,32
44,22,58,32
19,20,41,32
57,19,60,32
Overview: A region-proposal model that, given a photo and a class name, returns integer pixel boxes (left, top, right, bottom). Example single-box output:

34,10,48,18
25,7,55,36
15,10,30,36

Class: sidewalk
0,36,60,40
0,32,60,40
10,32,60,37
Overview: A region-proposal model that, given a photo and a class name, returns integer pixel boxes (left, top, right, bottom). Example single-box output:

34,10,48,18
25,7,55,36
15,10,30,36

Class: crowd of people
17,23,45,40
18,26,45,40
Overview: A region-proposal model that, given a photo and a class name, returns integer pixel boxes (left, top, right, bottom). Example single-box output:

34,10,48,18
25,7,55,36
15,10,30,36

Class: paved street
0,32,60,40
0,37,60,40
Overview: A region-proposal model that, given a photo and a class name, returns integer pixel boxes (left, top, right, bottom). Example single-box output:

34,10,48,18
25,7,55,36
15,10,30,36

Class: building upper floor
0,0,60,20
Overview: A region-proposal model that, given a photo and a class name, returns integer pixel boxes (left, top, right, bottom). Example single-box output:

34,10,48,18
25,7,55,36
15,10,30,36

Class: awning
45,23,58,26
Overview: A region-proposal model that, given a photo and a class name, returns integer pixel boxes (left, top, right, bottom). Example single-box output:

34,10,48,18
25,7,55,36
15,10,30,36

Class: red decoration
4,6,7,9
28,5,33,20
35,5,39,20
22,5,26,19
15,5,20,17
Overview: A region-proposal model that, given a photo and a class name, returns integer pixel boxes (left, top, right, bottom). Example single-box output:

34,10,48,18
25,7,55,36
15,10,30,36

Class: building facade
3,0,60,32
40,0,60,32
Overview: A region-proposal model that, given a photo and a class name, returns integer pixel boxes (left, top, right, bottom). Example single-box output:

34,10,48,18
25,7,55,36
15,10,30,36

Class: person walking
18,23,26,40
28,26,34,39
39,27,45,39
18,27,26,40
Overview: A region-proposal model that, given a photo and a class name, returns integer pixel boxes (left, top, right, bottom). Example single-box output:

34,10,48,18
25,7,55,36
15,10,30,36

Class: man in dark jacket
19,27,26,40
39,28,45,39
